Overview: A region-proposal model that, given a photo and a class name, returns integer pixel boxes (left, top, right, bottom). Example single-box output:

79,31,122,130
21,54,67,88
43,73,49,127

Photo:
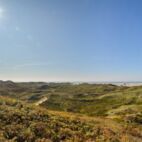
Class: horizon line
1,80,142,83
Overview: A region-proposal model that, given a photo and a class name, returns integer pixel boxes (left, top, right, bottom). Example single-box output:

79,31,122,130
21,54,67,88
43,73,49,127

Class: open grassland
1,81,142,141
1,96,142,142
2,82,142,122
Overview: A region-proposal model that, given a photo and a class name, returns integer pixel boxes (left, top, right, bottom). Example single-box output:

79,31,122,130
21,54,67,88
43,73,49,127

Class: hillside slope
0,96,142,142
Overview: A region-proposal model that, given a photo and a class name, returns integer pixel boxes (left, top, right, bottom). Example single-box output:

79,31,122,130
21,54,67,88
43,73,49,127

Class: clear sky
0,0,142,82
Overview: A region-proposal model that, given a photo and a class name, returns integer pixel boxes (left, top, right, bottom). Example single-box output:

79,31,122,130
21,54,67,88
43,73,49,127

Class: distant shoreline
1,80,142,86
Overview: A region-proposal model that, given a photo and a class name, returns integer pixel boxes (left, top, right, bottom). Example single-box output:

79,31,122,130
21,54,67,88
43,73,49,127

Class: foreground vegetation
1,81,142,141
1,96,142,142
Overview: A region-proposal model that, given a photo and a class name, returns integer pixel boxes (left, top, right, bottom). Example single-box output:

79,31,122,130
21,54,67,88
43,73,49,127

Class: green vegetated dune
1,81,142,141
0,95,142,142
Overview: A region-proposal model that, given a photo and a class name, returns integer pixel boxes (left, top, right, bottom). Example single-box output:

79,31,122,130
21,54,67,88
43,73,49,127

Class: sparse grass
1,82,142,141
0,96,142,142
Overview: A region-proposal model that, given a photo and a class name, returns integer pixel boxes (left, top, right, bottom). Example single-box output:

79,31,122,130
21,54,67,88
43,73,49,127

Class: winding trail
35,97,48,106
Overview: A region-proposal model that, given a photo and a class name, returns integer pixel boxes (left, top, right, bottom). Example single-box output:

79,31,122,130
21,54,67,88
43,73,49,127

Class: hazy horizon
0,0,142,82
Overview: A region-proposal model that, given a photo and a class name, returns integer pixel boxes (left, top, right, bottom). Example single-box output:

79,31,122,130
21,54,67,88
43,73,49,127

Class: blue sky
0,0,142,82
